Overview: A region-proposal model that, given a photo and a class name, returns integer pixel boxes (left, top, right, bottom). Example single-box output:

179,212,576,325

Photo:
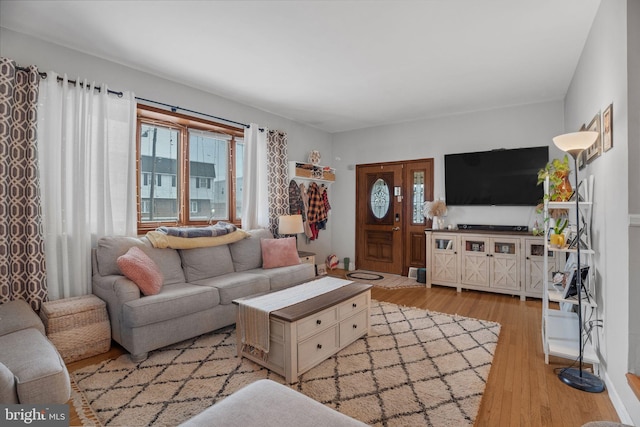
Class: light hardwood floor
66,275,621,427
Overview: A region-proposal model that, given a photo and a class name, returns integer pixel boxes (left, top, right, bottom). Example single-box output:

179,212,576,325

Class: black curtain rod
15,65,249,129
135,97,249,129
16,67,125,97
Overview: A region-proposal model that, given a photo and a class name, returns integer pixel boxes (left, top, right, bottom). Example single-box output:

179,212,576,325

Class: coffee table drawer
297,307,338,340
298,325,338,372
339,309,368,347
339,293,368,319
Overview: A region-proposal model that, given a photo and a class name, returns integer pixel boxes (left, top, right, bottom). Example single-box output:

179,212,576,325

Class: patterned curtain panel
0,58,47,311
267,130,289,236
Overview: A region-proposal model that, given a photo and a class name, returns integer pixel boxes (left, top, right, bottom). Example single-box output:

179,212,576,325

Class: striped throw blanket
157,221,237,238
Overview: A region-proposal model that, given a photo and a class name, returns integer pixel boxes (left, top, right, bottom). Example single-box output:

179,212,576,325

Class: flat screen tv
444,146,548,206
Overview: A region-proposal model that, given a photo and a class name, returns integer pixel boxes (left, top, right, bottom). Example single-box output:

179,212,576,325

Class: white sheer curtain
241,124,269,230
37,73,137,299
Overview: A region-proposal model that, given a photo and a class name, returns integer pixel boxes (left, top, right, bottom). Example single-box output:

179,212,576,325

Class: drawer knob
316,319,322,325
352,324,357,329
317,343,322,350
352,303,357,308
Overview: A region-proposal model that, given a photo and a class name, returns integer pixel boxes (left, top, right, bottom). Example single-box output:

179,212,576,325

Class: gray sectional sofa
0,299,71,404
92,229,315,362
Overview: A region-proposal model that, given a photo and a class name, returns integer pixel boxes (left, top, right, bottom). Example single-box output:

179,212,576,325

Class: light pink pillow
116,246,164,296
261,237,301,269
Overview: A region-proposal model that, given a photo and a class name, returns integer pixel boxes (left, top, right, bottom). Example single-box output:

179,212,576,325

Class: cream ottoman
179,379,367,427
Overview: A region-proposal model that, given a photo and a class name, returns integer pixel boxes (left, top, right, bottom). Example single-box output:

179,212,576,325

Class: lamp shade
278,215,304,235
552,131,598,156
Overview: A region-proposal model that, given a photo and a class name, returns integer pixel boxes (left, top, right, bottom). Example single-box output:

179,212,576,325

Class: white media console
425,229,560,300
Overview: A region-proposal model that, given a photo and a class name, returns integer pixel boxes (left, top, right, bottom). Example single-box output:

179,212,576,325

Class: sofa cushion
192,272,270,305
140,240,187,285
117,246,164,296
261,237,300,269
246,263,316,291
96,236,186,285
0,299,45,336
0,328,70,404
122,283,220,328
229,229,273,272
96,236,146,276
179,245,235,282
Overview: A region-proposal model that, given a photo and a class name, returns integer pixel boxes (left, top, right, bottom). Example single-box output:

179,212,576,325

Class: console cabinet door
461,237,489,286
431,234,458,284
524,238,557,296
490,237,520,291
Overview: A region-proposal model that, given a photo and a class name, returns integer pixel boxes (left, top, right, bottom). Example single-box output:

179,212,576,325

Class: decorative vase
550,233,565,248
554,171,573,201
432,216,440,230
308,150,321,165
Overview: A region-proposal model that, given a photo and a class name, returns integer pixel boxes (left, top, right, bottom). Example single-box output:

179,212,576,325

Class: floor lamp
552,131,605,393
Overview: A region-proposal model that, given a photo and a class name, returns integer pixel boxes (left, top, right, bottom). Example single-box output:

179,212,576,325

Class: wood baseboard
627,373,640,401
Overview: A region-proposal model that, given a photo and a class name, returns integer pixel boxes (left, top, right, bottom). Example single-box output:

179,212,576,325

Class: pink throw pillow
116,246,164,295
261,237,301,269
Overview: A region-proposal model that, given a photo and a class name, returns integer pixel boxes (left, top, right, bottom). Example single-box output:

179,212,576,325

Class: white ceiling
0,0,601,133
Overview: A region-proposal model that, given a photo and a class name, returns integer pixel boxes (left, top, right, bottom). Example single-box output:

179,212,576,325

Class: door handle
392,227,400,231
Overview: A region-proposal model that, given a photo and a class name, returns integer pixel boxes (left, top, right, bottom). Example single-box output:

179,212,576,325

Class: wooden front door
356,159,433,275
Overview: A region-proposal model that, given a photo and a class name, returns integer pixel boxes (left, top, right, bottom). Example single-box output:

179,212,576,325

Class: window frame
136,104,244,234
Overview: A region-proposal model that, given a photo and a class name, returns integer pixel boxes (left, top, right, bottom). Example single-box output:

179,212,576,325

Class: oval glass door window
370,178,390,219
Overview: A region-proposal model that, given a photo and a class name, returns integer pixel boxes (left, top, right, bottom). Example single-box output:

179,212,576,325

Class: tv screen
444,146,548,206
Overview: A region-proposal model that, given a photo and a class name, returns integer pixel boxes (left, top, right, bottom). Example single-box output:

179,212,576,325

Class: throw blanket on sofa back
147,222,249,249
158,222,237,238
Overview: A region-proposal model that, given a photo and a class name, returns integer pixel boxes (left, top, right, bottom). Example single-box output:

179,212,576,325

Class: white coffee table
234,280,372,383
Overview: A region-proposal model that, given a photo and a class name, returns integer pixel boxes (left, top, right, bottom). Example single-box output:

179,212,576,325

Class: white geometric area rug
71,301,501,427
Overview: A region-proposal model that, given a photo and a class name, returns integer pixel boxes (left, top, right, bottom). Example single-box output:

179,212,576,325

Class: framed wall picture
578,123,587,170
585,112,601,164
603,103,613,152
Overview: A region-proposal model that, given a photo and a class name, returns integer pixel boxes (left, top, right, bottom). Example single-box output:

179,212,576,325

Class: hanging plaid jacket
288,180,305,220
306,182,327,224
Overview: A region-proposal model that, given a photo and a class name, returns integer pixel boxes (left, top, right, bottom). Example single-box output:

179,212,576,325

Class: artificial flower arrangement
423,199,447,219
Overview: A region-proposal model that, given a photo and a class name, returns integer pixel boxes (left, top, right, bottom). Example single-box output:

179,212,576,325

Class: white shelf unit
288,161,335,185
541,175,600,373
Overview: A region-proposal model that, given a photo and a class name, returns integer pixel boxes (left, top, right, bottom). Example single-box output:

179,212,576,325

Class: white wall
563,0,638,423
627,0,640,383
0,28,334,259
330,101,566,264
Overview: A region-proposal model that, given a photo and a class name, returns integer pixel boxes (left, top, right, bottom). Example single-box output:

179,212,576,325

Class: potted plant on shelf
537,155,572,219
537,155,572,202
549,217,568,248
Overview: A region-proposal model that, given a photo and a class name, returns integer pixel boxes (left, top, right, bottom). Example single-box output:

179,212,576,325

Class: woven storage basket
39,295,111,363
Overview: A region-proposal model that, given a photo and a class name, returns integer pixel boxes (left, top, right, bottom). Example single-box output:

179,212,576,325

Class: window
136,105,245,233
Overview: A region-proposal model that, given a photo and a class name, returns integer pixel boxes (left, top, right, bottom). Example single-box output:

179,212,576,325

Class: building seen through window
136,105,244,233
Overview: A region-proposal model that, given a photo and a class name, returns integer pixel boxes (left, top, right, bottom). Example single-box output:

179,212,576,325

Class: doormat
346,271,384,280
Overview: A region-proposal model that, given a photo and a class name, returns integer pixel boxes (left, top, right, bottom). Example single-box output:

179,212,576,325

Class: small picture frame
585,113,601,164
602,103,613,152
577,123,587,170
